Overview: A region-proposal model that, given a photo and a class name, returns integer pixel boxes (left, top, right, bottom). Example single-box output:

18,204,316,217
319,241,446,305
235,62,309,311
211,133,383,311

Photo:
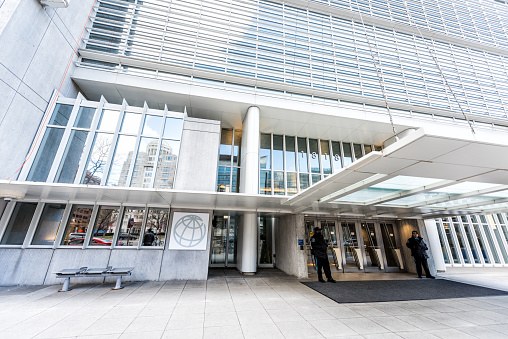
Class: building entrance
305,218,405,273
210,215,238,267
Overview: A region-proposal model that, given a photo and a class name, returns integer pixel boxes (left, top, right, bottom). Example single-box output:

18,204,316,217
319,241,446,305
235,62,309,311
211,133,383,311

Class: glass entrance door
340,222,364,272
210,215,237,267
380,222,404,272
360,222,384,272
319,220,340,271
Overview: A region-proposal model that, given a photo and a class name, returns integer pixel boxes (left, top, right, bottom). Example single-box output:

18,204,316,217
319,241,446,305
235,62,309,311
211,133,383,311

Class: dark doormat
302,279,508,303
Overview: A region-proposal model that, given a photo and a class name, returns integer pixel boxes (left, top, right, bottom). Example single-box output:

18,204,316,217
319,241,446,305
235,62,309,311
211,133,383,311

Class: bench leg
58,277,71,292
112,276,123,290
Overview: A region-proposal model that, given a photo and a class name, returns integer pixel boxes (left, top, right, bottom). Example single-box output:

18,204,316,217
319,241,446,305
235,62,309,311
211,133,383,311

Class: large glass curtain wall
82,0,508,122
0,200,170,249
217,129,242,193
260,133,374,195
21,97,184,189
435,213,508,267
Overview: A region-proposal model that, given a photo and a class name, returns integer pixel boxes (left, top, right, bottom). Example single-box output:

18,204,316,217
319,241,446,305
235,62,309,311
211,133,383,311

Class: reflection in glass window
297,138,308,173
232,168,239,193
228,216,238,264
331,141,342,172
32,203,66,245
26,127,65,182
353,144,363,160
285,136,296,172
309,139,320,174
82,133,114,185
273,135,284,171
274,171,284,195
219,129,233,166
89,206,119,246
364,145,373,154
260,134,271,169
142,115,163,136
48,104,73,126
320,140,332,175
143,208,169,247
121,112,142,134
300,173,309,190
117,207,144,246
287,172,297,195
492,223,508,263
343,142,353,166
452,223,470,264
260,170,271,194
259,217,273,264
312,174,321,184
163,117,184,139
130,137,157,188
436,221,450,264
217,166,231,192
154,140,180,189
107,135,137,186
61,205,93,245
443,222,460,264
483,224,500,264
74,107,95,128
56,130,88,183
462,222,480,264
0,202,37,245
98,110,120,131
472,223,490,263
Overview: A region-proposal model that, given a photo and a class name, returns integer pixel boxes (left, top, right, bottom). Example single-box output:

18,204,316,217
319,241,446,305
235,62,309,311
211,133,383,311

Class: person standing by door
311,227,337,283
406,230,435,279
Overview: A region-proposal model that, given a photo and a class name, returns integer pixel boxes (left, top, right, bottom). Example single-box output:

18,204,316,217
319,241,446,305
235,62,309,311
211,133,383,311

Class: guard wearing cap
311,227,336,283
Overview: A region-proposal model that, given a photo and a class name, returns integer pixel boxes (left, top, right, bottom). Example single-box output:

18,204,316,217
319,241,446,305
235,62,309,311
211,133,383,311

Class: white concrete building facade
1,0,508,285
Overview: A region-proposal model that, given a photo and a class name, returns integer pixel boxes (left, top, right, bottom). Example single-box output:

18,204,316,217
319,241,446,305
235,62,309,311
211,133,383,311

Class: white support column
238,106,260,274
424,219,446,272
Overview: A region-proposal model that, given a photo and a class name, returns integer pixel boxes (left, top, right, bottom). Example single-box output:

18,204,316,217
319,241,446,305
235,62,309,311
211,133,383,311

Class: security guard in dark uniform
311,227,336,283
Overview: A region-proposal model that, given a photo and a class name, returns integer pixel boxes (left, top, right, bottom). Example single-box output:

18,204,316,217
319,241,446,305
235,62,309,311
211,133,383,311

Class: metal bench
55,266,134,292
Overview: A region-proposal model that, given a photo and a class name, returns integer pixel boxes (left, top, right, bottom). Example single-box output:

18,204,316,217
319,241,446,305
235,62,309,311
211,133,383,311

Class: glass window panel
361,222,380,268
260,134,271,169
297,137,308,172
233,130,242,166
273,135,284,171
130,137,157,188
312,174,321,184
56,130,89,183
452,223,470,264
492,224,508,263
300,173,309,190
89,206,119,246
364,145,373,154
353,143,363,160
81,133,114,185
285,136,296,172
443,222,460,264
331,141,342,172
211,216,227,264
309,139,320,174
143,208,170,247
320,140,332,175
48,104,73,126
483,224,501,264
436,221,450,264
0,202,37,245
228,216,238,264
287,172,297,195
463,223,480,264
121,112,142,134
154,140,180,189
472,223,490,263
61,205,94,245
117,207,145,246
163,117,184,139
106,135,137,186
231,168,239,193
274,171,284,195
98,110,120,131
217,166,231,192
142,115,163,136
73,106,96,129
260,170,272,194
219,129,233,166
31,203,66,246
26,127,65,182
380,223,399,267
343,142,353,166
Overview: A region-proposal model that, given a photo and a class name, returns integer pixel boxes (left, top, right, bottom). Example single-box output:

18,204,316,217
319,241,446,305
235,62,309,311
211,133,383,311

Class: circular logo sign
173,214,206,248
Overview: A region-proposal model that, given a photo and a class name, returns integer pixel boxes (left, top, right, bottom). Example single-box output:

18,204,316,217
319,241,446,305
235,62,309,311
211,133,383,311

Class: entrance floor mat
302,279,508,303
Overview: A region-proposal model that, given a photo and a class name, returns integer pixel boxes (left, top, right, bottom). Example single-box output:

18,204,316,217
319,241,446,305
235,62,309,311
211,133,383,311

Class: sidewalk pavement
1,269,508,338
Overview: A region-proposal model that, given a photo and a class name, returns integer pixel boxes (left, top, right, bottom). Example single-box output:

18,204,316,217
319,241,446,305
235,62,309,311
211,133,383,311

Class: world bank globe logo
173,214,206,248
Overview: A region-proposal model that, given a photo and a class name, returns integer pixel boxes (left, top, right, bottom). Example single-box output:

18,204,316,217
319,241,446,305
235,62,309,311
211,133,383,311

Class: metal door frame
209,215,237,268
